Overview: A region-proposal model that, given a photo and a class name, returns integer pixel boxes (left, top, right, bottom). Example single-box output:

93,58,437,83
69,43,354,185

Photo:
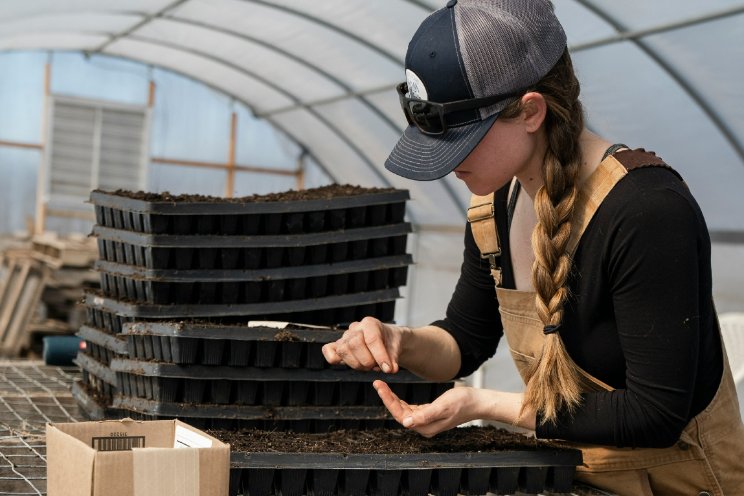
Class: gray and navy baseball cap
385,0,567,181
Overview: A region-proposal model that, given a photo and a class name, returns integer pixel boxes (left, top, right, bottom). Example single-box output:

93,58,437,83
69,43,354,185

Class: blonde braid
501,50,585,424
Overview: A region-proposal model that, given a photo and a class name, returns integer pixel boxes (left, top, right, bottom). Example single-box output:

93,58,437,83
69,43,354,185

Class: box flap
93,451,133,496
132,448,199,496
46,424,95,496
197,444,231,496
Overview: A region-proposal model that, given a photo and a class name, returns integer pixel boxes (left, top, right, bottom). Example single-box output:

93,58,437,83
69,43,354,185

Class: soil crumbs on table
209,426,566,454
102,184,397,203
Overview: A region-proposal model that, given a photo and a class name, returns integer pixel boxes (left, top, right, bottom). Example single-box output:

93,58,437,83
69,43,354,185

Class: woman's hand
322,316,409,374
373,380,536,436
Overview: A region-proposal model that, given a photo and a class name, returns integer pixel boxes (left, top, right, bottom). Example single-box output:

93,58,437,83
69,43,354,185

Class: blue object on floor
43,336,83,366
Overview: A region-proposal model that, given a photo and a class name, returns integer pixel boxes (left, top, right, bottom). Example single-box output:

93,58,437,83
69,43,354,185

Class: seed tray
225,450,582,496
93,224,410,270
77,325,128,365
121,333,339,367
110,357,427,382
71,379,124,421
121,321,349,368
73,352,117,414
114,372,450,407
85,303,138,335
82,289,399,323
114,411,396,433
96,256,410,305
74,351,117,390
112,395,398,423
90,188,408,235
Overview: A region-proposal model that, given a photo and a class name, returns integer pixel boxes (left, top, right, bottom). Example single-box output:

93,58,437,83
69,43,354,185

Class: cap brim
384,112,498,181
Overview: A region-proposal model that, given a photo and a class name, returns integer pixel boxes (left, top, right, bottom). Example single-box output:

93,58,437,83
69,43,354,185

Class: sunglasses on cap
396,82,523,136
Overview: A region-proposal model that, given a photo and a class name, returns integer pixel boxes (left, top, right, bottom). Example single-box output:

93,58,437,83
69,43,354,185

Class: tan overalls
467,150,744,495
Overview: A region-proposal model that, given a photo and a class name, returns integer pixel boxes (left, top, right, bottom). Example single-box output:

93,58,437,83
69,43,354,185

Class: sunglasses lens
407,101,444,134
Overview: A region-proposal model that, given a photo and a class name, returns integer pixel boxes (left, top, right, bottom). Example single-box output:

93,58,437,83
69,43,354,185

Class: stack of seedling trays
108,320,454,431
88,184,411,325
73,185,417,423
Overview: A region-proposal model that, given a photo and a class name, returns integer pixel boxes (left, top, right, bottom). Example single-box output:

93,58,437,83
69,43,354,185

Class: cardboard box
46,419,229,496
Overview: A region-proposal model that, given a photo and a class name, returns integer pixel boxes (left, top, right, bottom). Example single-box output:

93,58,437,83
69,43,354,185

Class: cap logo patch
405,69,428,100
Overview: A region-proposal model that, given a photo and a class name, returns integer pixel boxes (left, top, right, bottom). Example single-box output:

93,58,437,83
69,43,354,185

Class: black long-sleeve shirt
432,166,722,448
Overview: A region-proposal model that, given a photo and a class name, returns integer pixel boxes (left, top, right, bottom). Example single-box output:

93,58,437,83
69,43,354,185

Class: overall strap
467,193,502,286
613,148,682,181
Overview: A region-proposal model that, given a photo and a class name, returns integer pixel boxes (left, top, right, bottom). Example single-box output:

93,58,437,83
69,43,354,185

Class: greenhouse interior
0,1,743,495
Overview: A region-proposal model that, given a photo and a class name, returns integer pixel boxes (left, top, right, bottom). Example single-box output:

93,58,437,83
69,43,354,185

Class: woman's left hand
373,380,535,436
373,380,483,437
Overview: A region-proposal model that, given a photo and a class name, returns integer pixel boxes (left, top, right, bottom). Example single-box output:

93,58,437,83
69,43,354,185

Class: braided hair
498,49,585,424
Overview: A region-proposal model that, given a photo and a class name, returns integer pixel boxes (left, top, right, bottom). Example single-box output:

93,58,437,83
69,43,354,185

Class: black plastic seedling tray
96,254,411,305
110,358,453,406
71,380,124,421
112,395,398,425
225,449,582,496
93,223,410,271
121,321,356,367
77,325,128,366
72,352,119,419
74,352,117,392
90,188,408,235
114,404,402,433
82,288,399,324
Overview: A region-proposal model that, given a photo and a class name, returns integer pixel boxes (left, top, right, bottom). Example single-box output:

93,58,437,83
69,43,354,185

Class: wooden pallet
0,250,59,356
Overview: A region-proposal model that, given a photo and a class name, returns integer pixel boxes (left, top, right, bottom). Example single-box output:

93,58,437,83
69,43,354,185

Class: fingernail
402,417,413,427
381,362,391,373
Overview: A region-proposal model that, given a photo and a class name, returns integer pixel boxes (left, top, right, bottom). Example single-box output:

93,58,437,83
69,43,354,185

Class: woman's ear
520,92,547,133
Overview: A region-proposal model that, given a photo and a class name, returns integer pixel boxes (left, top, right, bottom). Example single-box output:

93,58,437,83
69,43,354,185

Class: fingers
361,318,396,373
321,342,344,365
373,380,413,423
374,380,454,438
322,318,397,373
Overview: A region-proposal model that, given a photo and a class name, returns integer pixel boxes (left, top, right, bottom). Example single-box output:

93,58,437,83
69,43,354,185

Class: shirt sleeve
537,181,708,448
432,222,503,378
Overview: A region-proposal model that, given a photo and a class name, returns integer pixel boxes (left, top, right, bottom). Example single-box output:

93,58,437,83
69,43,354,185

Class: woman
322,0,744,494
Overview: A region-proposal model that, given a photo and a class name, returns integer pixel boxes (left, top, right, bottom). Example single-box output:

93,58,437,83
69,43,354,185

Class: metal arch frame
117,34,419,219
571,0,744,165
209,0,466,216
57,48,339,187
106,0,463,218
240,0,404,67
400,0,438,12
1,1,466,219
91,0,189,53
87,1,404,195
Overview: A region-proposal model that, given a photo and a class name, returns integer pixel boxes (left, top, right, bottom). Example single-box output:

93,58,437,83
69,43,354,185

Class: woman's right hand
321,316,409,374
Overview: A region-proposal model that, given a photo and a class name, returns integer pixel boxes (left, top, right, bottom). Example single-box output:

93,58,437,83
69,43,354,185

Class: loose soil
208,426,565,454
273,330,300,341
100,184,397,203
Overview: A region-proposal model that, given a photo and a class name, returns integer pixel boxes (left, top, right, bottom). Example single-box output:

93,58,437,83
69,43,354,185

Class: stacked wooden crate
0,234,97,357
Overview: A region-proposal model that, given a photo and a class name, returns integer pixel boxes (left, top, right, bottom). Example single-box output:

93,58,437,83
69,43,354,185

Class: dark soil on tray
273,330,301,341
100,184,397,203
208,426,558,454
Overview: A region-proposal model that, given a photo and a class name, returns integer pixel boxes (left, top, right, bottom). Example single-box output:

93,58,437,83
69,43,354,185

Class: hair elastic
543,324,561,335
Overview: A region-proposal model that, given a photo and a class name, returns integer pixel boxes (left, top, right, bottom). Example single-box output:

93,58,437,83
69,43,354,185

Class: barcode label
92,436,145,451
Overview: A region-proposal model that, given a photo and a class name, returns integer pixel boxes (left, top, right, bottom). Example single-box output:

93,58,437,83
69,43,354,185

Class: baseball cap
384,0,567,181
